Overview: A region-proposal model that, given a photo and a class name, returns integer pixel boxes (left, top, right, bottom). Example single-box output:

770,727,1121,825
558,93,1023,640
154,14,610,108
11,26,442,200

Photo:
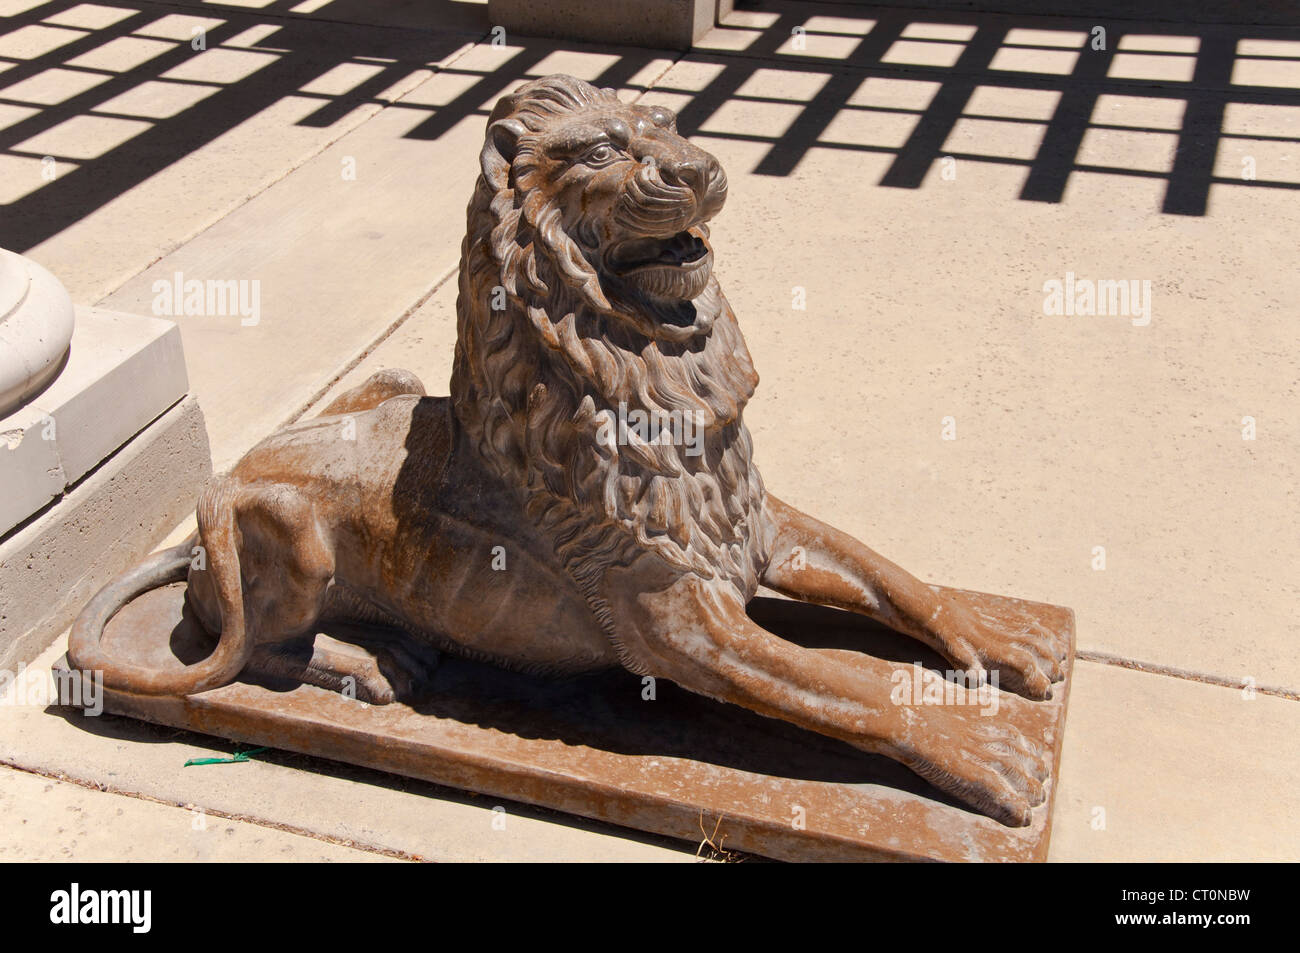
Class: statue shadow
210,595,970,811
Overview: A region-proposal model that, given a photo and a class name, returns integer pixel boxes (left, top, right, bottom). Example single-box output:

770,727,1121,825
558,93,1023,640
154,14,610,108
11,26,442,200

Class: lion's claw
907,715,1052,827
928,590,1069,701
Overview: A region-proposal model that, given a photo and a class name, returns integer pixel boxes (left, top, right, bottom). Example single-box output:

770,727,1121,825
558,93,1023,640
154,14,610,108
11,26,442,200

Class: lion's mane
450,75,768,611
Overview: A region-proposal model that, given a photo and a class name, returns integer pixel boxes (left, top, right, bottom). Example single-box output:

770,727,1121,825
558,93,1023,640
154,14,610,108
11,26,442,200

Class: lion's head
452,75,767,600
475,73,729,340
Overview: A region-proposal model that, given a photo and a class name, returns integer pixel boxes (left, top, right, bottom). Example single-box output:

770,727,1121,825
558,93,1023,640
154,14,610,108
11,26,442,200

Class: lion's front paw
904,713,1050,827
929,591,1069,700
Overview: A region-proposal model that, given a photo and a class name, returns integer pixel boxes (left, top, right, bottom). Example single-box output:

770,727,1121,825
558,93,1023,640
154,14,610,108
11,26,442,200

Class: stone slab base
1,396,210,670
59,585,1074,862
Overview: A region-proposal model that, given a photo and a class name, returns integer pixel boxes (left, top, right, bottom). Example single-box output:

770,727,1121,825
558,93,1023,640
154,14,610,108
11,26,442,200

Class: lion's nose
659,154,719,197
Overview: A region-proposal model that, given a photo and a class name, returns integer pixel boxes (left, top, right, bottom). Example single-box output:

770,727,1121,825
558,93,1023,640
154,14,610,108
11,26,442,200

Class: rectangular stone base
59,585,1073,862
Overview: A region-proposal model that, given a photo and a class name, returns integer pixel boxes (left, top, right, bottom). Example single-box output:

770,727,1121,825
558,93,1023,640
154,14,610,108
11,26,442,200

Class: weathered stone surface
0,400,64,538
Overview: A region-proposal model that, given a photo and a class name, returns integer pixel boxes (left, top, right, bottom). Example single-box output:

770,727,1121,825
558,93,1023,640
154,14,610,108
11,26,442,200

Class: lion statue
71,75,1068,827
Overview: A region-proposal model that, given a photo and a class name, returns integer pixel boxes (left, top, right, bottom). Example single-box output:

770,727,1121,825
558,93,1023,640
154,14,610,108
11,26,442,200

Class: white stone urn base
0,248,76,418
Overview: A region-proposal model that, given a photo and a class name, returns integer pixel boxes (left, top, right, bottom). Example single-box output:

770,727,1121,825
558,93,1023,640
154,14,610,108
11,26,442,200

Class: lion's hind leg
316,368,426,418
188,481,336,678
246,588,441,705
247,633,433,705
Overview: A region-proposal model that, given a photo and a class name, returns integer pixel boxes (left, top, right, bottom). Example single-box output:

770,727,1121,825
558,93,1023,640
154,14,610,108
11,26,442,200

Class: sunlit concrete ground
1,0,1297,861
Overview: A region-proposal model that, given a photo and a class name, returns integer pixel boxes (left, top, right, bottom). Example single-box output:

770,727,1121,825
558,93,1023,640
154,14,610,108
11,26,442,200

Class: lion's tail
68,485,254,696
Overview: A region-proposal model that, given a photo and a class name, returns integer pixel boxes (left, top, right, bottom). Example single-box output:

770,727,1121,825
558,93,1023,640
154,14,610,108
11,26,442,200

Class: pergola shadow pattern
2,0,1299,258
0,0,488,251
681,4,1300,215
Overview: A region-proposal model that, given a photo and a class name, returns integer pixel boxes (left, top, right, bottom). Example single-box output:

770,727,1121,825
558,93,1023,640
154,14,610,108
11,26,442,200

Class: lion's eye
582,144,619,166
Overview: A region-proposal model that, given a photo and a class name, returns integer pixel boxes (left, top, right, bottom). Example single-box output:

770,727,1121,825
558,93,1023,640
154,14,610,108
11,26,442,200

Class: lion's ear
481,118,527,191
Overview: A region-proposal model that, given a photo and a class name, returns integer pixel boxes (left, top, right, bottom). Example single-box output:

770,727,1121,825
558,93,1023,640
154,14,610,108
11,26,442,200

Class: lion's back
347,395,620,674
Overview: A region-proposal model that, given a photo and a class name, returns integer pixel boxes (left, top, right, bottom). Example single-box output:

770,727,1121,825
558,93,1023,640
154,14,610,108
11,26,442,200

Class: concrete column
487,0,733,51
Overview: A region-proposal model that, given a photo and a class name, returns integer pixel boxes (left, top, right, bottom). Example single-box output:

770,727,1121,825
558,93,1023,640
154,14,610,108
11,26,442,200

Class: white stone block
0,403,65,536
0,307,188,535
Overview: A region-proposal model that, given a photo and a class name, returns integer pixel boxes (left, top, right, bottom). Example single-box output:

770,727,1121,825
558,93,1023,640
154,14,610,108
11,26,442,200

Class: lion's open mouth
608,229,708,273
605,228,712,303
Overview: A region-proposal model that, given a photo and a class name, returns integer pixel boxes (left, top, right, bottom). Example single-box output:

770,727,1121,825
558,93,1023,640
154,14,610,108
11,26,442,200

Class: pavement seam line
629,52,690,103
0,759,424,862
1076,650,1298,700
279,262,460,428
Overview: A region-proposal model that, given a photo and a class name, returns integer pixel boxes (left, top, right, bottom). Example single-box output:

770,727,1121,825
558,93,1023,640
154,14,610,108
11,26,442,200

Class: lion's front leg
614,574,1049,826
759,495,1068,700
